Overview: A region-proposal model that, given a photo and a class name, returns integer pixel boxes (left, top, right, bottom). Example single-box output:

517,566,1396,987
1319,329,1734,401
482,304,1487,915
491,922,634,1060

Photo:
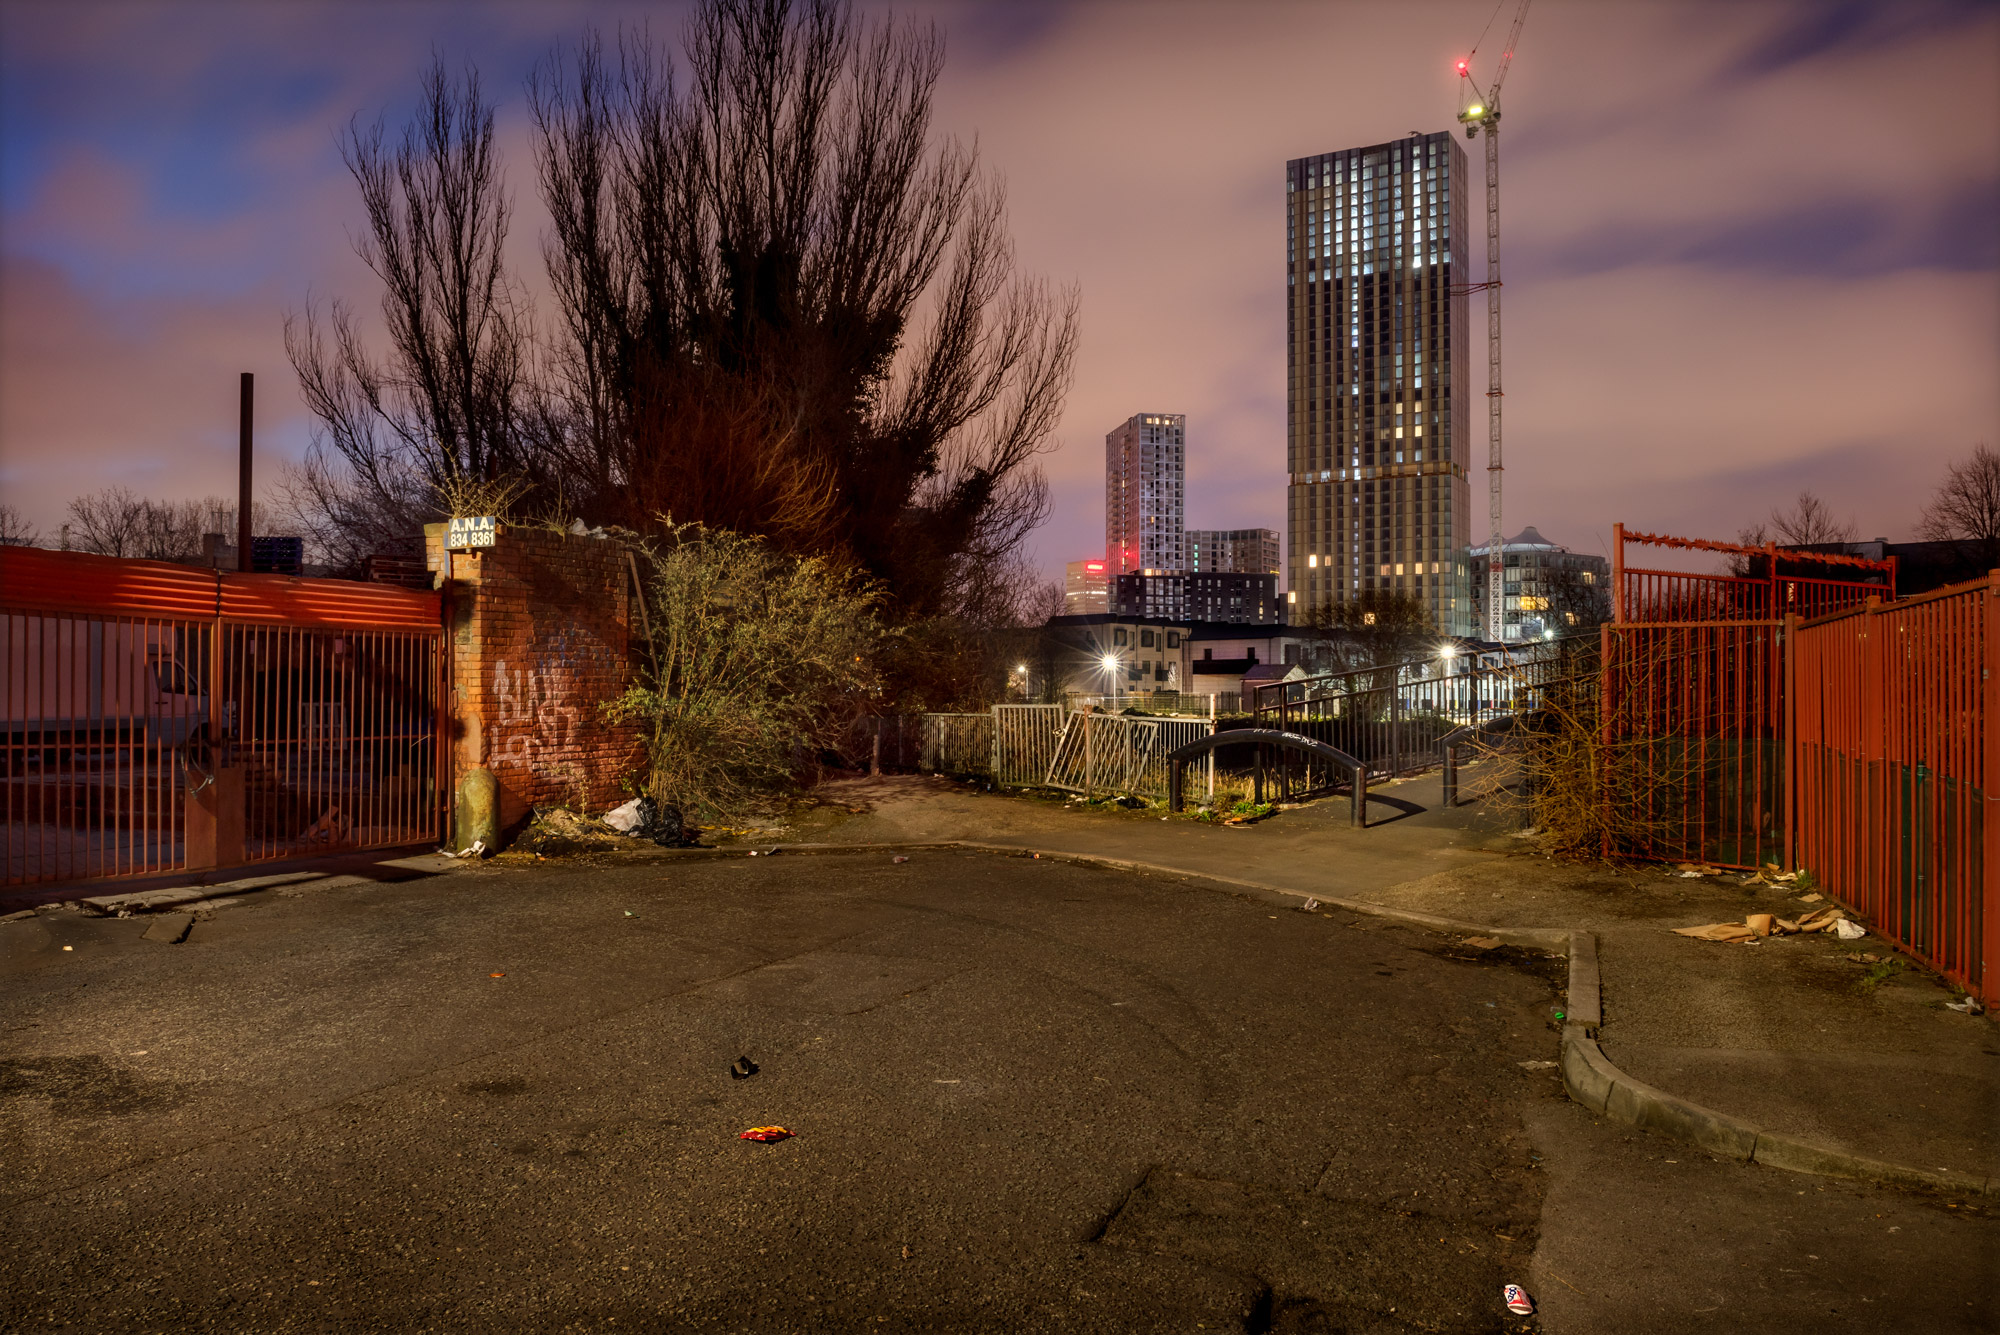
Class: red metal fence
3,547,444,888
1601,526,1995,1001
1791,577,1995,1002
1613,524,1894,624
1601,621,1784,869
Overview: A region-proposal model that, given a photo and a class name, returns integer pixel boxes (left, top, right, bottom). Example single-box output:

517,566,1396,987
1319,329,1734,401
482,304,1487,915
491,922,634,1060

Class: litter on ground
1673,906,1853,943
1504,1283,1535,1316
739,1126,793,1143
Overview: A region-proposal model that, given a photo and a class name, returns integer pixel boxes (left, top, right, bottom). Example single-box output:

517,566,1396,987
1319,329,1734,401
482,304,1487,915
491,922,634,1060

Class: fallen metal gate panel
1044,713,1211,800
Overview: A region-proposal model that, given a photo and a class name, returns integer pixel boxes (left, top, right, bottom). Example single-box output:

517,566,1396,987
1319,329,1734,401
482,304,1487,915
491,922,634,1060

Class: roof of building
1468,525,1601,558
1048,613,1294,635
1190,658,1258,676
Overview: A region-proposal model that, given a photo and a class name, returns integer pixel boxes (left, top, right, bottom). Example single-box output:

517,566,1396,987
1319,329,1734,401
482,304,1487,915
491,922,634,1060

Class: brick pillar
425,524,646,849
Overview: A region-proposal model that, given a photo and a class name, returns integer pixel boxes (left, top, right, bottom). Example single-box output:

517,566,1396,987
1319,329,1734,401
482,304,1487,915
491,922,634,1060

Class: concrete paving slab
139,913,191,944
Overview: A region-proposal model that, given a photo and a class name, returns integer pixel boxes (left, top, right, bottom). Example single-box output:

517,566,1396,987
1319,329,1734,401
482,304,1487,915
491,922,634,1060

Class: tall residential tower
1286,132,1472,637
1105,412,1186,577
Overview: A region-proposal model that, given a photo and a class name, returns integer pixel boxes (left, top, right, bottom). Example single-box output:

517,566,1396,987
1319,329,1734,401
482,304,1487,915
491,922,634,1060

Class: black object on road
730,1056,759,1080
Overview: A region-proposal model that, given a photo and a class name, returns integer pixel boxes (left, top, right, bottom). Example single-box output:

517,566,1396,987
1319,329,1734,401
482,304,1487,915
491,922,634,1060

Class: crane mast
1457,0,1531,643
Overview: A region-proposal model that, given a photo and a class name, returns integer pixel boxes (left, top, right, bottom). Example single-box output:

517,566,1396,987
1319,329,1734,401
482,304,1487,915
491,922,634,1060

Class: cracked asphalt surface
3,848,1993,1332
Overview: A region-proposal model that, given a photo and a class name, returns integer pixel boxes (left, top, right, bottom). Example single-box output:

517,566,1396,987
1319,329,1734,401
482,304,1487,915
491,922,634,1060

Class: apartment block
1106,412,1186,577
1188,528,1281,577
1286,132,1473,636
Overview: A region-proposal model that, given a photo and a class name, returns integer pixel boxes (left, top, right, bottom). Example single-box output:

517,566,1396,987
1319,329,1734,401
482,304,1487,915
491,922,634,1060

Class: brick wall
425,524,647,833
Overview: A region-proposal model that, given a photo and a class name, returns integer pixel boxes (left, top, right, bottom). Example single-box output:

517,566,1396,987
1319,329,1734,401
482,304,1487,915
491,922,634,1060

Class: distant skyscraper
1063,558,1110,615
1105,413,1186,578
1286,131,1472,636
1188,528,1281,578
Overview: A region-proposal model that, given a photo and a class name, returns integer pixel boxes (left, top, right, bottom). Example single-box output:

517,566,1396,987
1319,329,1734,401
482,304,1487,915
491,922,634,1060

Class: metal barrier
1043,712,1212,801
1613,524,1893,624
1600,621,1785,869
1166,730,1367,827
919,713,993,776
1791,578,1996,1002
1439,715,1521,808
992,704,1065,787
1067,692,1239,717
1253,638,1574,781
3,546,444,887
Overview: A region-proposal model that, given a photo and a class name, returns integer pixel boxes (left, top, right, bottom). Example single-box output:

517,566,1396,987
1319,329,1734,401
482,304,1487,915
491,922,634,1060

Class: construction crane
1456,0,1531,642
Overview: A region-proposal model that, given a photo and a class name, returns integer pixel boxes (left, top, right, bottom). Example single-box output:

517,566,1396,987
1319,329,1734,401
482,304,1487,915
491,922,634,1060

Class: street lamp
1101,653,1119,705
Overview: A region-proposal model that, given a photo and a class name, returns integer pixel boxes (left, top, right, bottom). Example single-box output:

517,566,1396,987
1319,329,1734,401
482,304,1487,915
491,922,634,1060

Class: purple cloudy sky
2,0,1995,576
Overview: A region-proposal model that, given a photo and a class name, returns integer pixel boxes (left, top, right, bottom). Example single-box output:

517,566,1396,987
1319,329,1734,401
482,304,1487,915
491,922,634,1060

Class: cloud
0,257,318,527
2,0,1995,585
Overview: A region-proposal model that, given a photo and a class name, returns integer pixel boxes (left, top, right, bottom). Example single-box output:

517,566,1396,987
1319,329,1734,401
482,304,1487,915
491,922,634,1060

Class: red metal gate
3,546,444,887
1791,577,1996,1002
1603,526,1892,869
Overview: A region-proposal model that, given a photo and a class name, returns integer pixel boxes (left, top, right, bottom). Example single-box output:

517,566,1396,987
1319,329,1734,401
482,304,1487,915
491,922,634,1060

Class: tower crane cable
1455,0,1532,643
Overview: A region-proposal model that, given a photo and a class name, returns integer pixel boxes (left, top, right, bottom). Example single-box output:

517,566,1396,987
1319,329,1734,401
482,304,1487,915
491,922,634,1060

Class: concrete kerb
39,836,1995,1198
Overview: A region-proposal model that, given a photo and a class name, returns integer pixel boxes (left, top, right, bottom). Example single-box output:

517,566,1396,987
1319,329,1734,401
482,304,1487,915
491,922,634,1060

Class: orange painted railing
1790,577,1996,1003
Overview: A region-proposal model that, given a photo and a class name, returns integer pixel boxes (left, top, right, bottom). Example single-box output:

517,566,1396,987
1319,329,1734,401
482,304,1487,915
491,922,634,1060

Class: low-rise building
1468,526,1610,642
1045,614,1311,707
1112,572,1282,625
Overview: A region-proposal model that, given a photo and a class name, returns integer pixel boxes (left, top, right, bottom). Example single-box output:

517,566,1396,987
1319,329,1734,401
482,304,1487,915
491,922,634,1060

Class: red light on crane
1455,59,1469,73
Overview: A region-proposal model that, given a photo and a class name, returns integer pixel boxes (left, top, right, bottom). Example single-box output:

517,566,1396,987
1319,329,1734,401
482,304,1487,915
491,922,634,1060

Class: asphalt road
3,849,1993,1333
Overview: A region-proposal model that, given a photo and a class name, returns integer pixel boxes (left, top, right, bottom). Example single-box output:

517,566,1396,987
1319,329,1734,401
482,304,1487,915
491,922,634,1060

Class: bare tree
0,504,38,547
1767,490,1855,547
1298,589,1435,678
1540,562,1610,633
1726,491,1855,577
528,1,1078,617
1918,443,2000,564
63,488,269,563
287,55,529,555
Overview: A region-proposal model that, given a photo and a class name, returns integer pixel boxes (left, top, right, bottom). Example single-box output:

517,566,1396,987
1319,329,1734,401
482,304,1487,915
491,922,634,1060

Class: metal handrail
1252,636,1571,722
1438,715,1519,808
1165,728,1368,828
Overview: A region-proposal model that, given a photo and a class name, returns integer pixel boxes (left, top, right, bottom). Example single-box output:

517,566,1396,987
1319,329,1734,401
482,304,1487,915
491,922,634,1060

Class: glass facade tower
1105,412,1186,577
1286,132,1472,636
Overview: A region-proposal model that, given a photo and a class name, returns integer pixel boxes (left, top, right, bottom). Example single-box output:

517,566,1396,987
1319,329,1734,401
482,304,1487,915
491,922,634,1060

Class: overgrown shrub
608,523,881,815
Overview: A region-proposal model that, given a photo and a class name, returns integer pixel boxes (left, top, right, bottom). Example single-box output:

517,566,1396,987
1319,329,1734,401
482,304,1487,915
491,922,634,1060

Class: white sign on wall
448,515,498,549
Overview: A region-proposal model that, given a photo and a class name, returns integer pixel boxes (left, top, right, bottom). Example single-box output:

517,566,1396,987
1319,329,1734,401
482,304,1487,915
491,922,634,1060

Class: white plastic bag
1834,918,1867,941
603,798,645,834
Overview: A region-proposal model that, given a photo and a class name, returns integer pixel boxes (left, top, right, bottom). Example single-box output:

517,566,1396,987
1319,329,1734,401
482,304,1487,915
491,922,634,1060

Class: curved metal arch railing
1165,728,1369,828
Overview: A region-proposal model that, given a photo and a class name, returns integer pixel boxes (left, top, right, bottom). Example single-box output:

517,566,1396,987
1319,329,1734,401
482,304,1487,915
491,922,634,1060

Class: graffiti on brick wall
491,629,622,792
